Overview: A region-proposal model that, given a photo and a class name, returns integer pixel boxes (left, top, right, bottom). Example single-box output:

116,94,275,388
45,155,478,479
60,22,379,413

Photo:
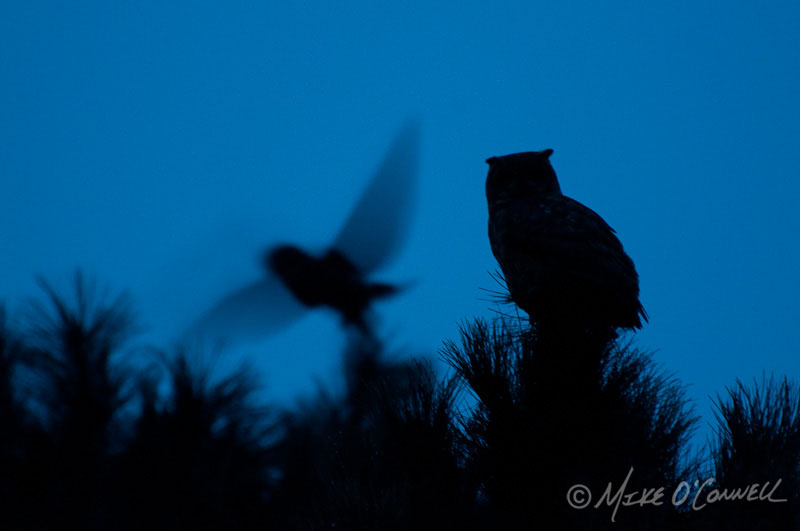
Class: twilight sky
2,1,799,445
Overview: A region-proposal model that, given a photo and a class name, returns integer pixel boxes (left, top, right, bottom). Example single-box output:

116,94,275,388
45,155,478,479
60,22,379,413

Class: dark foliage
9,274,137,530
1,271,797,530
693,376,800,530
443,319,696,529
110,350,275,530
268,338,476,530
0,306,30,526
1,275,275,530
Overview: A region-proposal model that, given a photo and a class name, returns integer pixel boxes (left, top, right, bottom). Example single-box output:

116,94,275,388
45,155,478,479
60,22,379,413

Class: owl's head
485,149,560,203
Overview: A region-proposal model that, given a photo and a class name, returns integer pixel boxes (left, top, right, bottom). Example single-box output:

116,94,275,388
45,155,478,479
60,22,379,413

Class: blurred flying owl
189,120,419,344
485,149,647,340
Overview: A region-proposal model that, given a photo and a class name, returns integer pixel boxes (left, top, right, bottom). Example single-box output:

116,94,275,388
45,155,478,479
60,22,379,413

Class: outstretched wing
187,272,306,346
173,219,308,345
332,119,420,274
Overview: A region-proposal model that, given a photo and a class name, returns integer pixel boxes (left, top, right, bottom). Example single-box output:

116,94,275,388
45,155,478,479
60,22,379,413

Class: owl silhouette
191,120,419,344
485,149,647,342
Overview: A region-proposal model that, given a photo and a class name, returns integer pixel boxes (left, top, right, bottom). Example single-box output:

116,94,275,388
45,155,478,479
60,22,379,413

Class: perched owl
485,149,647,340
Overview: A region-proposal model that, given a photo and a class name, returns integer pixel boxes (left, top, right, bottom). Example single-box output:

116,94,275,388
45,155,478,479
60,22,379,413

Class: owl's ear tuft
542,149,554,159
486,156,498,165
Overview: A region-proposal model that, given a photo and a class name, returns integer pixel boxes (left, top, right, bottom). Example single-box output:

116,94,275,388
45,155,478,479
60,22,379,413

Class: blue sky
2,1,799,445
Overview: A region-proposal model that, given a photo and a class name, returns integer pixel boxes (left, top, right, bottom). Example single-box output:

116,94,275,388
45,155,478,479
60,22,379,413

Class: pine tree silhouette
443,318,697,529
0,273,278,530
1,264,798,529
8,273,136,529
111,349,275,531
693,376,800,530
268,334,476,530
0,306,30,529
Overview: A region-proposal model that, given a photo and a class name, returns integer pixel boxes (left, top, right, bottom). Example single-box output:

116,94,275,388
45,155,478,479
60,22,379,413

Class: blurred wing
332,118,420,273
187,272,306,346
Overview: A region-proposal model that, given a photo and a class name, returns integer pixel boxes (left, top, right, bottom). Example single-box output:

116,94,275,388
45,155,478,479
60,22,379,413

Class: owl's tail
638,303,650,326
338,281,401,335
365,281,399,301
